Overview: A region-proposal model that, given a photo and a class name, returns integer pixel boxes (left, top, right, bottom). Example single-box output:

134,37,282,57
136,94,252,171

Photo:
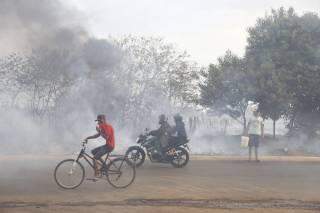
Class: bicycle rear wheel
54,159,85,189
106,157,135,188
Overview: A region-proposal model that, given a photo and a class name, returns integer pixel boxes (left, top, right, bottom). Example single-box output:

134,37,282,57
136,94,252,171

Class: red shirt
98,123,115,150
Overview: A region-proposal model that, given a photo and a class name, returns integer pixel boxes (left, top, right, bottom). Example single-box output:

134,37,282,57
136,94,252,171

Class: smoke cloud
0,0,126,154
0,0,87,55
1,1,318,157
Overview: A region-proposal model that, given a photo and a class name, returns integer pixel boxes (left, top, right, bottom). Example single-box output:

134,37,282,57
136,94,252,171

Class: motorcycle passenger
148,114,172,153
169,113,188,147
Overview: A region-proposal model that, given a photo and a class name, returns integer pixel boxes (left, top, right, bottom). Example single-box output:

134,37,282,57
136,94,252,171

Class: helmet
158,114,167,124
173,113,183,122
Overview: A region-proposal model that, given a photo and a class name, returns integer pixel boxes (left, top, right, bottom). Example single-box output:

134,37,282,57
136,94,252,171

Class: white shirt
248,116,263,135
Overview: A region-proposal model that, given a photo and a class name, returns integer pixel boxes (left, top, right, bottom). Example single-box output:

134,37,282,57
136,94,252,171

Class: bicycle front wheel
106,157,135,188
54,159,85,189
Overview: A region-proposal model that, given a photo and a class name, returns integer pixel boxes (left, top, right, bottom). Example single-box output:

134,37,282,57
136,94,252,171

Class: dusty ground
1,155,320,212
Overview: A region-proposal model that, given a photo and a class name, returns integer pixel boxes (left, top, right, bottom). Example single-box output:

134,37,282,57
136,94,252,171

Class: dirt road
1,155,320,212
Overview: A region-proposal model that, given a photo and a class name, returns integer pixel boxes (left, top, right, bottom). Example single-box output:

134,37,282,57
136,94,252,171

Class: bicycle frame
75,145,124,175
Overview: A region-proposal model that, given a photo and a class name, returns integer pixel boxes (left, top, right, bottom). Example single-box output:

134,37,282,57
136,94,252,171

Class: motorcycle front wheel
125,146,146,167
170,147,189,168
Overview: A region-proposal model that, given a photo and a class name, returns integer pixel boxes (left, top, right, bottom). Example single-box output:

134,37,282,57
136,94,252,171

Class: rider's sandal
94,169,102,178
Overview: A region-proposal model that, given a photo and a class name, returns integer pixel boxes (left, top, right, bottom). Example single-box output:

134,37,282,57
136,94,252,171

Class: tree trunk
273,119,276,139
287,111,296,135
243,116,247,134
240,106,247,135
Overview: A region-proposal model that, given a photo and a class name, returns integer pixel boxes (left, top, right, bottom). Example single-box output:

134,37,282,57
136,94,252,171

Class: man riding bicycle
85,114,115,177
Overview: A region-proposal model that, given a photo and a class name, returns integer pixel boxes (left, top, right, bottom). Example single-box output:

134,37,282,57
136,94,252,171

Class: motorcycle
125,129,190,168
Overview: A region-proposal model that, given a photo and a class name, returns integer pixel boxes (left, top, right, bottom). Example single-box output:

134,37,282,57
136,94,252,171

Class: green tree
251,62,288,139
246,7,320,137
245,56,288,139
199,51,251,132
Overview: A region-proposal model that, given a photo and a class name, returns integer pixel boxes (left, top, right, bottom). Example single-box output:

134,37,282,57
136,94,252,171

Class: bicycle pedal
86,178,99,182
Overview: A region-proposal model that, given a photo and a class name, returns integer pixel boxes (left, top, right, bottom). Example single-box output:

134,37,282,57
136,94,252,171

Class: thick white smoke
1,1,319,157
0,0,123,154
0,1,194,155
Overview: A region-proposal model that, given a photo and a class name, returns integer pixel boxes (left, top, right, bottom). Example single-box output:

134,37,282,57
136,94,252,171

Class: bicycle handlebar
82,140,87,146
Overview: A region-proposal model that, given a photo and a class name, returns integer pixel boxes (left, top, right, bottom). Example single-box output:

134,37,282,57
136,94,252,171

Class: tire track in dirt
1,199,320,210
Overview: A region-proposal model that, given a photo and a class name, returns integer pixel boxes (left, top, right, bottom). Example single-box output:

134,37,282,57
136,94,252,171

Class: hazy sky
67,0,320,66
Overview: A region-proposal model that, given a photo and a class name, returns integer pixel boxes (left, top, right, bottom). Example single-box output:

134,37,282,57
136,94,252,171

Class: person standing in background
246,110,264,162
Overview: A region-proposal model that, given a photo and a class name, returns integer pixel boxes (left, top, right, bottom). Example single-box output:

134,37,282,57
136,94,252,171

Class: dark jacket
149,121,172,148
171,120,187,139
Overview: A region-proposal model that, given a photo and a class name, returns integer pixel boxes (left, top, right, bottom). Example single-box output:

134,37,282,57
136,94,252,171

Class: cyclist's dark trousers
91,145,113,160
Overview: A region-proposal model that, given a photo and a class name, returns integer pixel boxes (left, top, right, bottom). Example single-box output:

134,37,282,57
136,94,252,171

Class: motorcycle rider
148,114,172,153
169,113,188,147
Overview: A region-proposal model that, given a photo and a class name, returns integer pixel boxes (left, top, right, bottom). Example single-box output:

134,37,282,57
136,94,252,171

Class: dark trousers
91,145,113,160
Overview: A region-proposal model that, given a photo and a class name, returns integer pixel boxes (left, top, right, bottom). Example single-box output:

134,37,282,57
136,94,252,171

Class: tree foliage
0,36,200,130
246,7,320,137
199,51,251,131
111,36,199,127
199,7,320,138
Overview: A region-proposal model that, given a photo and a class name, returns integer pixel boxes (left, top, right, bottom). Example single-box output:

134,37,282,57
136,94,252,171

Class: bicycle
54,141,136,189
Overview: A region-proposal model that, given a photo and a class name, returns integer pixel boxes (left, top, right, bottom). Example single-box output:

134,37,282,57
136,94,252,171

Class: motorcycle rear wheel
170,147,189,168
